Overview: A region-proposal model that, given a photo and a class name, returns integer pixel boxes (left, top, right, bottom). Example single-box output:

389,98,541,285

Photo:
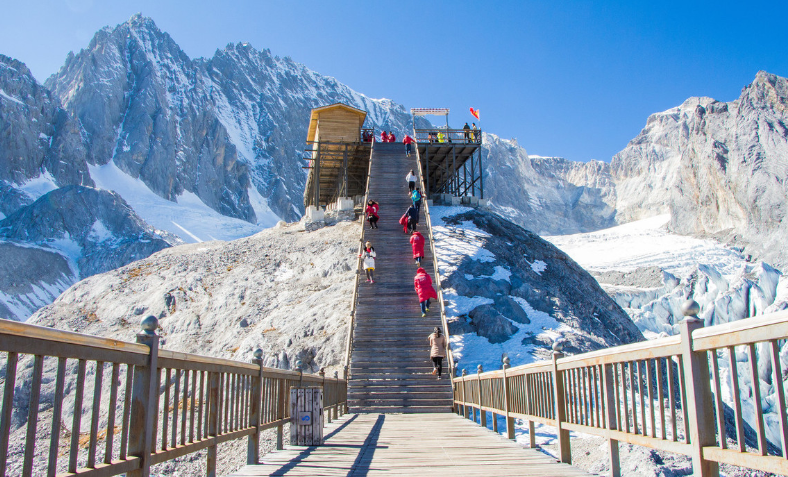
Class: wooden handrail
452,308,788,477
412,133,455,379
0,318,348,476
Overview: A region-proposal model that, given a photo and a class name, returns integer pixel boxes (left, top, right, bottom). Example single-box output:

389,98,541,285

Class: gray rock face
482,136,617,235
436,208,644,358
0,54,92,216
44,15,425,223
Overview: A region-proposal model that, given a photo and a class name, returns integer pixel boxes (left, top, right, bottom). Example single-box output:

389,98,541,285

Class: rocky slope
430,206,643,371
0,186,172,320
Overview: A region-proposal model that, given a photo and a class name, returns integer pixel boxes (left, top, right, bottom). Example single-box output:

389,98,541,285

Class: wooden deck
229,413,596,476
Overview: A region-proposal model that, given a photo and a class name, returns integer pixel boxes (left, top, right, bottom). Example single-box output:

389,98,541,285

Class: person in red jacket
381,131,389,142
403,135,415,156
389,131,396,142
365,200,379,229
414,267,438,317
410,230,425,266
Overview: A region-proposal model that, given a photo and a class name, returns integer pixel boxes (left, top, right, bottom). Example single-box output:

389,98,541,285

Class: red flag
470,108,480,120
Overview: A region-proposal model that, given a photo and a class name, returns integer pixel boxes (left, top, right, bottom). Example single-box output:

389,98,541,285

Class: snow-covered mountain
0,186,172,320
483,72,788,270
44,14,423,226
482,137,617,235
0,15,430,320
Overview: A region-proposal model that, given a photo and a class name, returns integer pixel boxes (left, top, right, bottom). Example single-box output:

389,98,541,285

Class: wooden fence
412,139,455,379
0,317,347,477
453,303,788,477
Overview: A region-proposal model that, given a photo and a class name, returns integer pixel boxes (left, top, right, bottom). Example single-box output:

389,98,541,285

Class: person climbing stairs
348,141,454,413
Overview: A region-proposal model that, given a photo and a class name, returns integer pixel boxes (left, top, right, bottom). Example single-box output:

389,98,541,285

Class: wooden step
349,405,453,414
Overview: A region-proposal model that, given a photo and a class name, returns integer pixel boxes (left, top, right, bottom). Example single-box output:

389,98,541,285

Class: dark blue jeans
420,299,431,314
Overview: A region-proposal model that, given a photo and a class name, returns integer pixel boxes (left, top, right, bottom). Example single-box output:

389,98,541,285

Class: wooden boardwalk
229,413,596,476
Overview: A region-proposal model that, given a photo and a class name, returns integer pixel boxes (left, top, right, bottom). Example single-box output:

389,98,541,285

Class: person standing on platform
406,204,419,233
381,131,389,142
414,267,438,318
403,134,415,156
411,188,422,210
360,241,376,283
389,131,396,142
410,230,425,266
463,122,471,142
406,169,417,192
472,123,479,143
365,200,379,229
428,327,447,378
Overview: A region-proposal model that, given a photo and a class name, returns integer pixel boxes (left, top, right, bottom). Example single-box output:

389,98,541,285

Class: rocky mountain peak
741,70,788,114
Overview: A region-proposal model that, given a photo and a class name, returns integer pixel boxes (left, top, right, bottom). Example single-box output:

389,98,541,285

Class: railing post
477,365,486,428
679,300,719,477
551,343,571,464
333,371,340,420
207,370,220,475
247,349,263,465
320,368,330,423
127,316,160,477
343,365,349,414
461,370,470,419
502,356,515,440
602,363,621,477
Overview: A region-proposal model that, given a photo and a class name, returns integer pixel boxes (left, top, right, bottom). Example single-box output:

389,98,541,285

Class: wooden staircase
348,142,454,413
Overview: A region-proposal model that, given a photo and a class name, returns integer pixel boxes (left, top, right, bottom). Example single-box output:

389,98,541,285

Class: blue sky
1,0,786,162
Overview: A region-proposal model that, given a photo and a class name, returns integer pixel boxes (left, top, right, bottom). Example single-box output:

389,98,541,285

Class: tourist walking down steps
414,267,437,317
360,241,376,283
365,199,379,229
428,326,447,379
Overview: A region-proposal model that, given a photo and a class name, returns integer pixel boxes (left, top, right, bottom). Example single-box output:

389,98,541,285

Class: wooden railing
414,128,481,145
0,317,347,477
412,137,455,380
453,302,788,476
343,135,375,371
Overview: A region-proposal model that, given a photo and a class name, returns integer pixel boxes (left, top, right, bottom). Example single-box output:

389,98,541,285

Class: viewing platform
411,108,484,201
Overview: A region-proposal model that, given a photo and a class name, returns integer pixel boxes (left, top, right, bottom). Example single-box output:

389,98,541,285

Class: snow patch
89,161,265,243
530,260,547,275
19,170,58,200
0,89,25,106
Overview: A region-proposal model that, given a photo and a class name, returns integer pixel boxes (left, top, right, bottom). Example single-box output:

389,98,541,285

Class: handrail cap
140,315,158,334
682,299,700,317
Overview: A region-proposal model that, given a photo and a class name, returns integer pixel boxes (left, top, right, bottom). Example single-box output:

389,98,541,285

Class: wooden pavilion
303,103,373,208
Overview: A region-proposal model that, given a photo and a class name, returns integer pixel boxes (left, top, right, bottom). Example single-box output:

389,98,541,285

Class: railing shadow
265,414,360,476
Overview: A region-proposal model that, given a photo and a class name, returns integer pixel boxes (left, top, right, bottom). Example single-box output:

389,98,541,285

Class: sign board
411,108,450,117
290,387,323,445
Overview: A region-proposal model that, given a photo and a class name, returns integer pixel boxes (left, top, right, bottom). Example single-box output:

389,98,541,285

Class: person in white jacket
360,241,377,283
406,170,417,192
